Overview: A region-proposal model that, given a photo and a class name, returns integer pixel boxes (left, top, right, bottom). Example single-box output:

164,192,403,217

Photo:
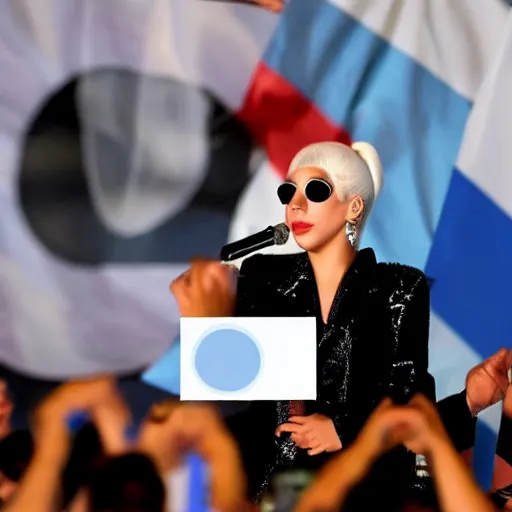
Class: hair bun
351,142,383,200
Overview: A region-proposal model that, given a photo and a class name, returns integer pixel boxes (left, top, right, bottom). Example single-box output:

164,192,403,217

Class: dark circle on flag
194,327,261,392
18,68,256,265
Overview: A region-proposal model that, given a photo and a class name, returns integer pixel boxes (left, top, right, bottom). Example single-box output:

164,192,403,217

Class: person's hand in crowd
34,376,132,456
170,258,237,317
383,394,453,456
0,380,13,440
295,397,449,512
249,0,284,12
4,377,132,512
295,395,495,512
294,399,404,512
275,413,342,455
339,396,448,464
138,400,224,471
466,347,512,416
138,401,247,512
354,394,455,460
399,395,496,512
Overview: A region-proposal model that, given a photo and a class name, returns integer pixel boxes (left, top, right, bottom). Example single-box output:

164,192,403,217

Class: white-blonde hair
287,141,383,229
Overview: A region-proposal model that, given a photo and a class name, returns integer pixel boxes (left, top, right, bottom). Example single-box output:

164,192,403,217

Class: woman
227,141,435,502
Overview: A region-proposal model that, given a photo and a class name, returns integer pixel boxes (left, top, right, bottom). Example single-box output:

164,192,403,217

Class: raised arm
437,348,512,453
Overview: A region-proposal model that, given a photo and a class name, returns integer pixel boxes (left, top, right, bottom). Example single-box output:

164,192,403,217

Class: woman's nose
290,191,307,210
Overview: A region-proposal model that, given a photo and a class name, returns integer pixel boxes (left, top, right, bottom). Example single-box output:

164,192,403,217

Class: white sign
180,317,317,401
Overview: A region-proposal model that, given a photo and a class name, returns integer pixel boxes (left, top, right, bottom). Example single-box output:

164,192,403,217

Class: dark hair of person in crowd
85,453,165,512
61,422,105,507
342,452,440,512
0,429,33,483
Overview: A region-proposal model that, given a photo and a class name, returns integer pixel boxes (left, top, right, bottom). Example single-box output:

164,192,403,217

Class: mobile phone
261,469,315,512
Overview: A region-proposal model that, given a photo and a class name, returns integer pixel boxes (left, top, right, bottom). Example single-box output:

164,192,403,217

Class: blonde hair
287,141,383,229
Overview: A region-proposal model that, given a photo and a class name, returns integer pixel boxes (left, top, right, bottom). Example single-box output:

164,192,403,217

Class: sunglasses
277,178,333,205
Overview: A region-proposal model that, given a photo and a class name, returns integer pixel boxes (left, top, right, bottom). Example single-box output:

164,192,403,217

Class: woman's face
283,167,350,253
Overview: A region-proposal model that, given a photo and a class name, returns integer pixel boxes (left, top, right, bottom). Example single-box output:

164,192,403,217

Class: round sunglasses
277,178,333,205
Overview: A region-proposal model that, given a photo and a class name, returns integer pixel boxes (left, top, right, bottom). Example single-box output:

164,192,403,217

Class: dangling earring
345,222,357,248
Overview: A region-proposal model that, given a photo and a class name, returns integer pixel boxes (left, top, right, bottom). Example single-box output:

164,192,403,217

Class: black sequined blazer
226,248,435,501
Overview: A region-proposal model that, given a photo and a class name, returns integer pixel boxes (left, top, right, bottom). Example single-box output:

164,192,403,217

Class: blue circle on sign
194,326,262,392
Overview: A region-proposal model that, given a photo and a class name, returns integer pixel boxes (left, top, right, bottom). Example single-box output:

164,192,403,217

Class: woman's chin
293,235,320,253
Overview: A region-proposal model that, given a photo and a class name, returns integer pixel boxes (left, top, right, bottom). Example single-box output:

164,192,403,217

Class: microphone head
273,223,290,245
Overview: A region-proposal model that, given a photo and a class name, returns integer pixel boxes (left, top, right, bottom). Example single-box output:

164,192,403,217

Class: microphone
220,223,290,262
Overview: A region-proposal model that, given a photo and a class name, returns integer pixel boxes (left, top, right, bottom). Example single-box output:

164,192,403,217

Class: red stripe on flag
237,62,351,178
493,455,512,490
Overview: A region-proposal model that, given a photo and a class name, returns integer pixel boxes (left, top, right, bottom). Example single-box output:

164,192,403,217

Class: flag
426,9,512,488
144,2,512,480
0,0,277,377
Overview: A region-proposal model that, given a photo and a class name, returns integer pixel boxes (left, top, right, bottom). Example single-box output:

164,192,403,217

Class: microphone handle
220,226,275,262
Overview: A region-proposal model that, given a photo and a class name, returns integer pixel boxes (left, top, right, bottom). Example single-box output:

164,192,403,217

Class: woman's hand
275,413,342,455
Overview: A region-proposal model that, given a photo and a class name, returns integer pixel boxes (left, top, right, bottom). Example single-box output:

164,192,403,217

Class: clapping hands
34,377,132,456
295,395,452,512
138,401,248,512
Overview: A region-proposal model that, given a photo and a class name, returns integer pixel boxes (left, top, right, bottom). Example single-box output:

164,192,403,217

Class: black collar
300,248,377,326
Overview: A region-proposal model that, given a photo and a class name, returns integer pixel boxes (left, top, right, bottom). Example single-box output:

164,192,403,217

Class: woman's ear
346,195,365,224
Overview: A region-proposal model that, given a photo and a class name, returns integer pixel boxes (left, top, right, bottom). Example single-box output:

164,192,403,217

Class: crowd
0,259,510,512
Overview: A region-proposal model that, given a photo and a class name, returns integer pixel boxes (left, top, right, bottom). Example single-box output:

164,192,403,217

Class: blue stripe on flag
142,336,181,395
187,453,209,512
426,169,512,359
264,0,470,269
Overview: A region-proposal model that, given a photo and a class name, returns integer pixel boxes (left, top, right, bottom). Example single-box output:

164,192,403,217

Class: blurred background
0,0,511,468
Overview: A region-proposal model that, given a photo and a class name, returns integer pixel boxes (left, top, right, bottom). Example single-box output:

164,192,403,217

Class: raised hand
138,401,230,468
170,258,237,317
34,377,132,455
466,348,512,416
353,395,450,459
138,401,247,512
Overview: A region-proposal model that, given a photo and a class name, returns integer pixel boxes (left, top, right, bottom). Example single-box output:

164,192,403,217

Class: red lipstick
291,221,313,235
